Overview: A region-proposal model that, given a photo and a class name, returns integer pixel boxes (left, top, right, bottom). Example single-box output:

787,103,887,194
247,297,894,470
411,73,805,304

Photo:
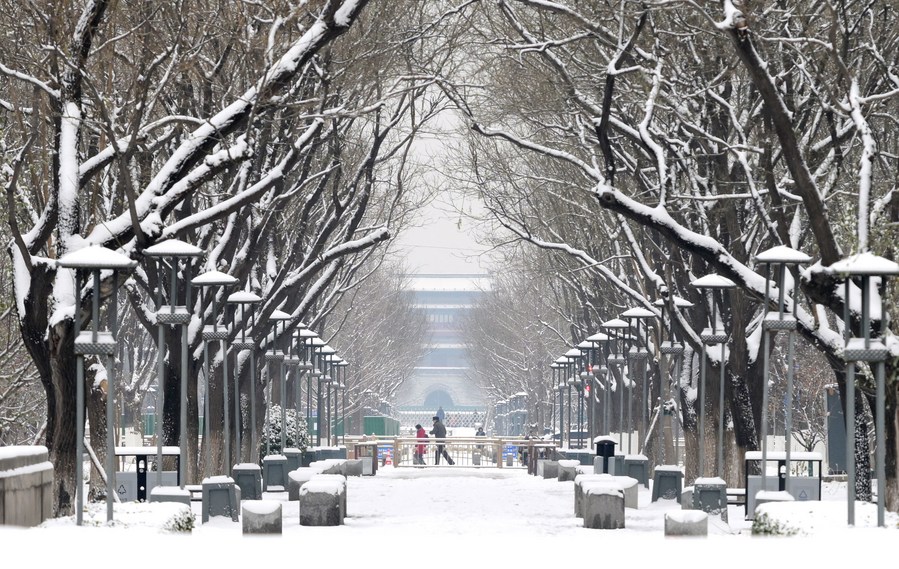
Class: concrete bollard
149,486,191,506
202,476,240,523
287,467,317,501
537,460,559,479
300,478,344,526
242,500,282,535
583,485,625,529
664,510,708,537
232,463,262,501
557,459,579,482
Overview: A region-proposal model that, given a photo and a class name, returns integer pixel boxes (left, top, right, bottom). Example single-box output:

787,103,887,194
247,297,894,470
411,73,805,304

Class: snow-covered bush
259,405,310,460
751,510,801,536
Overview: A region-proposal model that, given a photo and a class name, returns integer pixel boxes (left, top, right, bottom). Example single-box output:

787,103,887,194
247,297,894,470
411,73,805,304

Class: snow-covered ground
4,466,897,568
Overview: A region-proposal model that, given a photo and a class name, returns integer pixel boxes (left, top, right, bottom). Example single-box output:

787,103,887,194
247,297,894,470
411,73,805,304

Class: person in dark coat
430,416,454,465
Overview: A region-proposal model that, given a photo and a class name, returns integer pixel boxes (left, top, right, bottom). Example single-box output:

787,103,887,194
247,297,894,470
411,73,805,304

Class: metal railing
343,436,559,469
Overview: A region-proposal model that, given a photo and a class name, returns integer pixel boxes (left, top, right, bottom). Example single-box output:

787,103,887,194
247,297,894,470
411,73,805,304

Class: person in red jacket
414,424,428,465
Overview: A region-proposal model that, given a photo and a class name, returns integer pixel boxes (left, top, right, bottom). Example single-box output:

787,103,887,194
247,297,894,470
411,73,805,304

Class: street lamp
690,273,736,479
58,246,136,525
826,252,899,527
334,359,349,444
583,333,610,445
549,361,564,442
554,356,568,445
315,344,336,446
297,328,319,431
225,290,261,466
621,307,657,454
266,309,292,456
563,348,582,448
191,270,238,477
754,246,811,499
653,293,693,466
143,239,203,491
602,318,630,449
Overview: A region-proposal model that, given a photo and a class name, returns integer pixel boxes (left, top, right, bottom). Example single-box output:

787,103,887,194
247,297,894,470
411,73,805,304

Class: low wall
0,446,54,527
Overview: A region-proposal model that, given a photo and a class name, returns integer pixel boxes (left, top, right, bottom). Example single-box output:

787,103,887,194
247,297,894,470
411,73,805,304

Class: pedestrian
430,416,454,465
475,425,486,460
436,406,445,422
414,424,428,465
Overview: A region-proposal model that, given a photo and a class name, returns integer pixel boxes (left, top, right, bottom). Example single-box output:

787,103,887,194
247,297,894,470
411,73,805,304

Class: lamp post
553,356,568,446
622,307,656,454
58,246,136,525
315,344,336,446
297,328,319,431
602,318,630,450
563,348,582,448
653,294,693,466
307,336,326,445
549,362,562,442
335,359,349,443
826,252,899,527
578,340,595,449
754,246,811,499
144,239,203,491
266,310,291,456
328,356,343,444
690,273,736,479
191,270,238,477
225,290,261,466
290,324,316,446
584,333,610,444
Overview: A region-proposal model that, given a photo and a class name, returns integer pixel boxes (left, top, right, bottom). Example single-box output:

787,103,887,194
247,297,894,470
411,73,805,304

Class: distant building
395,274,490,430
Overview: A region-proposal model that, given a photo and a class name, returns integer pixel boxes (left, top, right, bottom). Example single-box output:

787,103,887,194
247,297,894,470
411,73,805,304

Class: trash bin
594,436,616,474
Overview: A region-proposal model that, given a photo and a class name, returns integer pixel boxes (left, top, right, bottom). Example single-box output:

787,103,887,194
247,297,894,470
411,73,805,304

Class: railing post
496,439,503,469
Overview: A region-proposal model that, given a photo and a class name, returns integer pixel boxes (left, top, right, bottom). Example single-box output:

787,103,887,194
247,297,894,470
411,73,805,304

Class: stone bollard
232,463,262,501
300,478,344,526
202,476,240,523
537,460,559,479
575,475,616,517
262,455,288,492
312,473,347,520
344,459,363,477
149,486,191,506
287,467,317,501
651,466,684,502
583,485,625,529
0,445,53,527
691,477,728,522
623,454,649,488
664,511,708,537
557,459,579,482
242,500,282,535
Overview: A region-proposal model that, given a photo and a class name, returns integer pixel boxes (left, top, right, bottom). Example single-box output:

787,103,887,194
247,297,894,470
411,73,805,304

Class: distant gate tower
395,274,490,430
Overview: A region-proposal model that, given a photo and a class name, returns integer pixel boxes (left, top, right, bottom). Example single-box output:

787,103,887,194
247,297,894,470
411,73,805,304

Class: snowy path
6,466,897,568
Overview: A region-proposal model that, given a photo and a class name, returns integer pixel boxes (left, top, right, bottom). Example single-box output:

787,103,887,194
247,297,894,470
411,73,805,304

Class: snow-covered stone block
242,500,282,535
557,459,579,482
537,460,558,479
149,486,191,506
202,476,240,523
583,485,625,529
344,459,363,477
665,510,708,537
232,463,262,501
300,478,344,526
287,467,317,501
262,455,288,492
